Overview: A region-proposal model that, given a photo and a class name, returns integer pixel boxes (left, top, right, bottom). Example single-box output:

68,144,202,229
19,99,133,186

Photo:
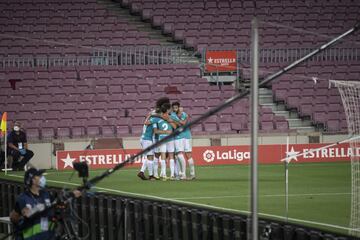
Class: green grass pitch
0,162,351,235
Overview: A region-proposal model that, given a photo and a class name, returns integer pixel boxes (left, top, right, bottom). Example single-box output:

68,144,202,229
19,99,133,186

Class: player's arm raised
144,116,151,125
177,111,190,126
143,111,155,125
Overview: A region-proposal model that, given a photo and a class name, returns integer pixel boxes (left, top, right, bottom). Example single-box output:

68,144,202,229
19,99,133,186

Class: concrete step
291,126,317,133
259,95,274,104
259,88,273,94
273,110,299,119
287,118,313,127
137,27,157,33
287,119,303,128
132,22,151,28
97,0,183,47
260,103,286,111
259,93,272,97
204,75,236,83
185,59,201,64
251,86,317,133
147,34,171,40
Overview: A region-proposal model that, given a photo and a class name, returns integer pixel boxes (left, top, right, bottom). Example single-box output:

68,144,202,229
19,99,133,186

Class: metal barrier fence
0,46,188,69
0,179,355,240
92,46,188,66
201,47,360,65
1,47,359,69
236,47,360,64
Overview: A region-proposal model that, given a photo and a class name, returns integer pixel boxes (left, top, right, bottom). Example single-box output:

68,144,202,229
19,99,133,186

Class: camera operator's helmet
24,168,46,188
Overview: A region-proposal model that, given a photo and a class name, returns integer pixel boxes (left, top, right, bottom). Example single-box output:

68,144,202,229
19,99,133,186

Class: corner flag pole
4,130,7,175
285,136,289,222
1,112,8,175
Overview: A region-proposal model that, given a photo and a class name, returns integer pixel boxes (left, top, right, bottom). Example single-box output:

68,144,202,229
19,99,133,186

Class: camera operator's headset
24,169,44,189
24,172,34,189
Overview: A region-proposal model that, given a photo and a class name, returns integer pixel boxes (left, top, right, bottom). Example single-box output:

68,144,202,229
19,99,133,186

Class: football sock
174,156,180,177
188,158,195,176
160,159,166,177
177,154,187,177
140,159,147,172
169,159,175,177
147,160,153,176
153,157,159,177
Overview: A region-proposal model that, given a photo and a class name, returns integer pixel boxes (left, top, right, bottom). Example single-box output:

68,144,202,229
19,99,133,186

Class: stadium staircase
97,0,199,64
259,88,316,133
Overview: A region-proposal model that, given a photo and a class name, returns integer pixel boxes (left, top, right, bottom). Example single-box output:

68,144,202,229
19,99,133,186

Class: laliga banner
56,143,358,170
205,50,237,72
195,143,358,165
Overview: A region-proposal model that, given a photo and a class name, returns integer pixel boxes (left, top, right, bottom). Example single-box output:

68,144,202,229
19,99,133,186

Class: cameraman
10,168,82,240
10,168,55,239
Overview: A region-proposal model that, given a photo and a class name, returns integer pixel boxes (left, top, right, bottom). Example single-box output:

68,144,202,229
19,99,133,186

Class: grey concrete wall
193,137,211,146
123,138,140,149
220,133,312,146
64,141,91,151
28,143,53,169
322,134,349,143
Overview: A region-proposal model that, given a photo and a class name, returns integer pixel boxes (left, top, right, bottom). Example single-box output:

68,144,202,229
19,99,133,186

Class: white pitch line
5,174,350,200
259,214,358,232
4,174,353,232
2,162,347,178
81,186,356,232
6,174,350,200
173,192,351,200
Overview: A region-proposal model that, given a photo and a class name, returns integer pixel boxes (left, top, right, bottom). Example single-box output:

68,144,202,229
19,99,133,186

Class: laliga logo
203,149,250,162
203,150,215,162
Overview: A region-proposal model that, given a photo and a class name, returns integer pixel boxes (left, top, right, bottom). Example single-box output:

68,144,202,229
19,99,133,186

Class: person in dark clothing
0,138,8,168
10,168,82,240
0,149,4,168
10,168,55,240
7,121,34,171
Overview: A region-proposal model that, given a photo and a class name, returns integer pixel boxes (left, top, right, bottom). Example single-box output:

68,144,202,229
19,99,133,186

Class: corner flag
0,112,10,174
0,112,7,136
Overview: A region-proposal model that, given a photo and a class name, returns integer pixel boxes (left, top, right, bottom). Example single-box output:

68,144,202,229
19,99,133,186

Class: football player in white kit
137,112,161,180
170,102,196,180
155,102,177,180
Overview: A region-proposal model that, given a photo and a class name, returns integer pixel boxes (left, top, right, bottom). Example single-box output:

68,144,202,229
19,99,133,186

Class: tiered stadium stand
0,64,289,139
1,0,359,139
0,0,161,57
270,61,360,133
119,0,360,51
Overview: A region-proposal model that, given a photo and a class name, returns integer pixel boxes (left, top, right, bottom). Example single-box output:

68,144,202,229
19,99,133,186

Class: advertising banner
56,143,356,170
205,50,237,72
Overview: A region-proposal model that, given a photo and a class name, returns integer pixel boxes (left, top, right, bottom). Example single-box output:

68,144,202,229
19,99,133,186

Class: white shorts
140,139,154,155
154,147,160,154
184,138,192,152
174,139,185,153
158,140,175,153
